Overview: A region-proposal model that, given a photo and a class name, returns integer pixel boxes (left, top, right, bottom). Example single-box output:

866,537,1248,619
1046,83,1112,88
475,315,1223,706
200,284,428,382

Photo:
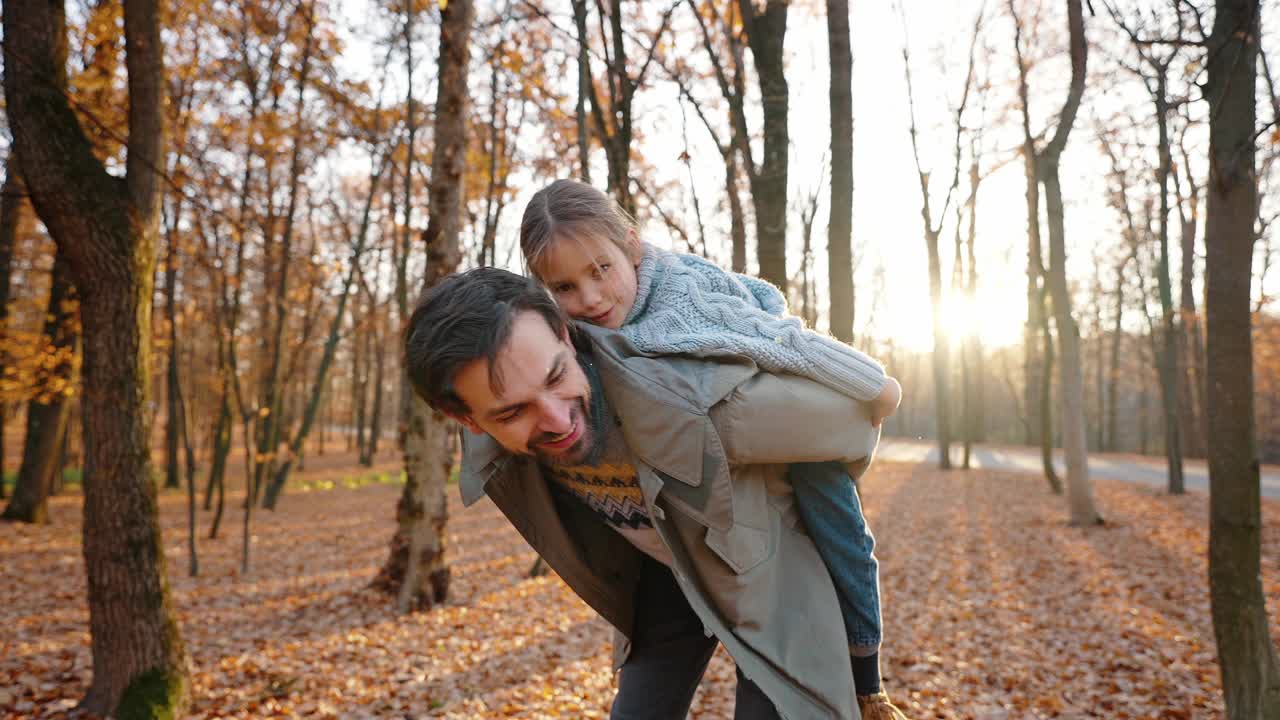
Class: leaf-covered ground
2,455,1278,719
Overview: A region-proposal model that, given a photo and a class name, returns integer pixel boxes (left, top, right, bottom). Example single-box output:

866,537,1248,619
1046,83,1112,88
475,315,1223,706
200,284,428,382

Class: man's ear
447,412,484,434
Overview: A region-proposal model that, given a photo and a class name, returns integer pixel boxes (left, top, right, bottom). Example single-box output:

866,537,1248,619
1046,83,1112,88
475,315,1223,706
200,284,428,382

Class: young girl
520,179,908,720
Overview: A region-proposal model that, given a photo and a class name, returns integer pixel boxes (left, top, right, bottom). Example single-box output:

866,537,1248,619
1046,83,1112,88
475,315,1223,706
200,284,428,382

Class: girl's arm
624,250,888,402
734,272,789,316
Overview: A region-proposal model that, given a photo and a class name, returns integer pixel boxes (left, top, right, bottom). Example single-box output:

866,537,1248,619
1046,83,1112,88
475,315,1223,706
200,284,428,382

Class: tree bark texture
1203,2,1280,717
163,230,181,490
3,0,190,712
1153,82,1185,493
1038,0,1097,522
375,0,475,613
739,0,789,291
826,0,854,342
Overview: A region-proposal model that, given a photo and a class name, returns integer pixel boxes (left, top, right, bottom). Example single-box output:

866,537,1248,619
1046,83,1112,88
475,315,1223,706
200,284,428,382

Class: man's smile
536,420,582,451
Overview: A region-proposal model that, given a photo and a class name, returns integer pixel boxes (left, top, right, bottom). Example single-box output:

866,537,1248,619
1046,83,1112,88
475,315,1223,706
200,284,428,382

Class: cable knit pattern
621,244,887,401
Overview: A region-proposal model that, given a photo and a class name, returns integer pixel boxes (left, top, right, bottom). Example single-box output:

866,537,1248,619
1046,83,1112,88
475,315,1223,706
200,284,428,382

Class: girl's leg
787,461,882,658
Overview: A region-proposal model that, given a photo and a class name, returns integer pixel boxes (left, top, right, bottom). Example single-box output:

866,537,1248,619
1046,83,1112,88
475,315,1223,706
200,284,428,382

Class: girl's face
538,232,639,330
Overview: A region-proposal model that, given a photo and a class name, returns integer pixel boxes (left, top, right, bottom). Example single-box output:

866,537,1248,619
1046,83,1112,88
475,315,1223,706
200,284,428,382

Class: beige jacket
459,324,880,719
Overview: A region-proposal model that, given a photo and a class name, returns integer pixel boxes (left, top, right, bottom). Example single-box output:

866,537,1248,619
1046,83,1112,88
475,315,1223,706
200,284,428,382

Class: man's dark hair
405,267,570,417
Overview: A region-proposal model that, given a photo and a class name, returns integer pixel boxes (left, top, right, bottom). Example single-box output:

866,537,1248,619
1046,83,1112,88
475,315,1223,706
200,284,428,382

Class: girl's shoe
857,691,910,720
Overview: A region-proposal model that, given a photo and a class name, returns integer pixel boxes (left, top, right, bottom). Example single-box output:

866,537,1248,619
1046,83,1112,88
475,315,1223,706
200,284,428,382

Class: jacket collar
459,430,508,506
579,324,755,532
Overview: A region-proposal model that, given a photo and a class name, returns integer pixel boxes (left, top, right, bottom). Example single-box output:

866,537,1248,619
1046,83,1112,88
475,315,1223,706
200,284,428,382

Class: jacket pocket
704,522,773,575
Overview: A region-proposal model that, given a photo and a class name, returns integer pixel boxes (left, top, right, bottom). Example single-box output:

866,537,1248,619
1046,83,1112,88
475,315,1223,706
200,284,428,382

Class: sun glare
870,285,1026,354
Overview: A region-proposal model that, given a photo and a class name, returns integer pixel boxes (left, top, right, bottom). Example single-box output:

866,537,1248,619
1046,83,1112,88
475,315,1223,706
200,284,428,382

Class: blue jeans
789,462,882,656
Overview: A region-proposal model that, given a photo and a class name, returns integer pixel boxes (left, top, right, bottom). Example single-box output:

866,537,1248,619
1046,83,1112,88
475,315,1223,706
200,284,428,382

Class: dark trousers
610,557,781,720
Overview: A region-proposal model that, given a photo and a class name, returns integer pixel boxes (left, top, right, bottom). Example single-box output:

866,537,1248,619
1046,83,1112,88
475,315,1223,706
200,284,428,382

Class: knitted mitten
857,691,910,720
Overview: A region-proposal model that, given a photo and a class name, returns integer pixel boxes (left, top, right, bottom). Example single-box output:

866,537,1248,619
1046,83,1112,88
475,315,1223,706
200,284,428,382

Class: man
406,267,906,719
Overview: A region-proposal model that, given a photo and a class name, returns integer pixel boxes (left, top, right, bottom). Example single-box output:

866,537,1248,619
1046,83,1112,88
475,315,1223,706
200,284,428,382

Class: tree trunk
1203,2,1280,716
739,0,789,291
53,418,71,496
163,228,181,490
1092,276,1105,451
397,0,419,454
355,311,370,459
901,7,978,470
798,202,816,327
175,334,197,577
726,149,748,274
1010,0,1060,491
4,0,190,711
963,150,985,455
1153,85,1185,493
204,227,235,532
1043,162,1098,522
374,0,474,613
206,392,230,539
365,325,386,464
576,0,670,217
687,0,749,274
266,152,386,504
1036,0,1097,523
955,219,971,469
826,0,854,342
1039,316,1062,493
1107,263,1125,452
926,229,953,469
1016,104,1042,450
253,3,316,508
0,163,23,499
3,248,76,524
1140,378,1151,454
571,0,592,183
1177,154,1207,458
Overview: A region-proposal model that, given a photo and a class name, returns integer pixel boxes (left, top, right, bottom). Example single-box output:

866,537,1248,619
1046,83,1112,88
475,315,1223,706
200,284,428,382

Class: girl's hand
869,377,902,428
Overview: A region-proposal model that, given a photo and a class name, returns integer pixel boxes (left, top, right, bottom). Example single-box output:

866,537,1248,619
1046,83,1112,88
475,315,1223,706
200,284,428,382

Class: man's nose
534,396,573,433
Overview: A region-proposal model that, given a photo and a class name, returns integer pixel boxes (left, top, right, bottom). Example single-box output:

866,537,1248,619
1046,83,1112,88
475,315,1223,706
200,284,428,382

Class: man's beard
531,396,607,466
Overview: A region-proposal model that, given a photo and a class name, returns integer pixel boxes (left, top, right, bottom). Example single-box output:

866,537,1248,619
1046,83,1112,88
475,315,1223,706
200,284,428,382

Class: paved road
877,439,1280,500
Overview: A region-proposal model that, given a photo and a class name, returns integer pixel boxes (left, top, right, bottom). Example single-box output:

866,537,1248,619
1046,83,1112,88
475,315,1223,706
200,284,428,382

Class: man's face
452,311,598,464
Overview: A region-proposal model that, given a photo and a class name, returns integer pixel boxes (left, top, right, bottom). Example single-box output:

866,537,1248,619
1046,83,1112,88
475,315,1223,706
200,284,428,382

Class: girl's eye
549,370,565,387
553,284,573,294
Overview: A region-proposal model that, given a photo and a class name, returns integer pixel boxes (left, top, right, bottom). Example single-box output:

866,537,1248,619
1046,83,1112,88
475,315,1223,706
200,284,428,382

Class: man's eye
549,370,565,387
497,408,523,423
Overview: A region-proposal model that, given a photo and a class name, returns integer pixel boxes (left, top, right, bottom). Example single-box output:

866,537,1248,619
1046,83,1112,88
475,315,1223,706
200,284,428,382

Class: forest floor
2,453,1279,719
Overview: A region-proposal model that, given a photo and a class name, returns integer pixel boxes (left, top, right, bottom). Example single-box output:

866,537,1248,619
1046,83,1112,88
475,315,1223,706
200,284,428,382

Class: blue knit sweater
620,244,887,401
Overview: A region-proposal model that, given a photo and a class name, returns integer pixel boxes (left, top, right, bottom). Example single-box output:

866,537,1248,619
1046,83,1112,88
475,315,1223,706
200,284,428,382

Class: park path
878,438,1280,499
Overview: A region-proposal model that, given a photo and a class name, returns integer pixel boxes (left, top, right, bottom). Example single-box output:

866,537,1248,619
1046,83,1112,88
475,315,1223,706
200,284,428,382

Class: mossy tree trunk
3,0,189,714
